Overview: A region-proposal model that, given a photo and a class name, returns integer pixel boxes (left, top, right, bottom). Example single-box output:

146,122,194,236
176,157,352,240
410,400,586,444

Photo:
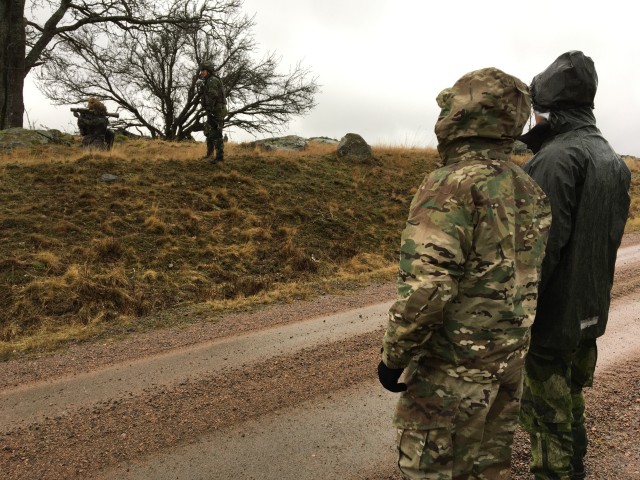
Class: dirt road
2,238,640,479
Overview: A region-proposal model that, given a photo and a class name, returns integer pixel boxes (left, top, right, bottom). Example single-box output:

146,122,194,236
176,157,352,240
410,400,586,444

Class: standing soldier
378,68,552,479
518,51,631,480
197,60,227,164
74,97,115,150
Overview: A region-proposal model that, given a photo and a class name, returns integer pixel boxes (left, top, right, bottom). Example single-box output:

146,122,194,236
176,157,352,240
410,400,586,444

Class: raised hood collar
435,67,531,164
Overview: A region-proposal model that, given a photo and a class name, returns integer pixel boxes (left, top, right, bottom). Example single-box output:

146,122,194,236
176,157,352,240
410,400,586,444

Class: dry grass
1,140,638,358
0,138,439,357
624,157,640,231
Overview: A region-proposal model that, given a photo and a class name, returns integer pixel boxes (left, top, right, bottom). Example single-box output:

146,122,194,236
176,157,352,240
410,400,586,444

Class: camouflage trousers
519,340,598,480
204,114,224,161
394,359,524,479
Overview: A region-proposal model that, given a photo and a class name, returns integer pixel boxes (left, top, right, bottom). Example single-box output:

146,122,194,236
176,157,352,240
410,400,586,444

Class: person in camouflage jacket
378,67,552,479
74,98,114,150
197,60,227,164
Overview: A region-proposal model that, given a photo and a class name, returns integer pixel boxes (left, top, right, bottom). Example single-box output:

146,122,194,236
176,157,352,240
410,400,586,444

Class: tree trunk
0,0,26,129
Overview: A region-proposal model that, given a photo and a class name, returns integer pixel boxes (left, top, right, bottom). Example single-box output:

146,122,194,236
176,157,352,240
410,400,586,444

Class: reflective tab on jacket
580,316,598,330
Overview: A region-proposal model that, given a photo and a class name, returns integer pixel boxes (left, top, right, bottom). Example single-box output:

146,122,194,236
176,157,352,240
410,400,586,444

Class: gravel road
1,235,639,479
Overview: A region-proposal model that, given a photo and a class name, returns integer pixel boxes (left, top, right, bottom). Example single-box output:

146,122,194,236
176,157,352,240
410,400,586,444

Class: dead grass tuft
143,215,170,234
91,237,125,262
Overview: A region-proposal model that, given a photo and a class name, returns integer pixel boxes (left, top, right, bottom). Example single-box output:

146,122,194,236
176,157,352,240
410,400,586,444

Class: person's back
408,156,550,383
518,50,631,480
522,107,630,348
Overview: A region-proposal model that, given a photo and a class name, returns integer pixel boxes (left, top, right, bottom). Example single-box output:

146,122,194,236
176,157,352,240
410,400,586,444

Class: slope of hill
0,140,439,356
1,139,638,358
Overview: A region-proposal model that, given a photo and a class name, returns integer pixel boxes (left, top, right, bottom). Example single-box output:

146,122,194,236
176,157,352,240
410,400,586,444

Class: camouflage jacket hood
434,67,530,164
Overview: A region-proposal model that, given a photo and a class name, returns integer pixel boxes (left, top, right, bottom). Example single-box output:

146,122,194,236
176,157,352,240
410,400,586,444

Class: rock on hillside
336,133,374,164
0,128,73,151
241,135,308,152
240,135,340,152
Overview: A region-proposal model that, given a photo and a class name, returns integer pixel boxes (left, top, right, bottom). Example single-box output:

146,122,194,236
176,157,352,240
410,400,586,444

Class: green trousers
519,339,598,480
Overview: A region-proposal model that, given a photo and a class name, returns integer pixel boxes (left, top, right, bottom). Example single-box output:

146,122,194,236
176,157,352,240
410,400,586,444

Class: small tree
0,0,230,130
36,1,319,140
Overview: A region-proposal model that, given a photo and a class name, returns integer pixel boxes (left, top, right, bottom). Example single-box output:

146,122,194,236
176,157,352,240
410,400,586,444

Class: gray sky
23,0,640,156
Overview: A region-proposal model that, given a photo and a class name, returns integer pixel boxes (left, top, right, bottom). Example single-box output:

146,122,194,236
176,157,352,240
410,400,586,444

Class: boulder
336,133,373,163
307,136,339,145
242,135,308,152
0,128,73,151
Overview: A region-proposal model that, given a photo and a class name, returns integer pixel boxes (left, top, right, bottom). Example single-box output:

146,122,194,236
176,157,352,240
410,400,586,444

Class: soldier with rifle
71,98,117,150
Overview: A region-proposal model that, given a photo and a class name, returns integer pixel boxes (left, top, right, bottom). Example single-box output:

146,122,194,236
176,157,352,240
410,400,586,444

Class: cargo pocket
397,428,453,478
394,366,461,430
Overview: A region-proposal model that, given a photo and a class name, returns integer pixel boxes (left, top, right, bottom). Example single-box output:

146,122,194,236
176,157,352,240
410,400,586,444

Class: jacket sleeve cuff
381,347,407,370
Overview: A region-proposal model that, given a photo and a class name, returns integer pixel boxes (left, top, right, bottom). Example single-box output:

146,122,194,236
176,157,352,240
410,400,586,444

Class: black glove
377,361,406,392
207,114,219,129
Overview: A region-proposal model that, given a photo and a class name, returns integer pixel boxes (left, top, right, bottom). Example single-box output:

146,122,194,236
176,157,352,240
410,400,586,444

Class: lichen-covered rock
336,133,373,163
307,136,339,145
241,135,308,152
0,128,73,151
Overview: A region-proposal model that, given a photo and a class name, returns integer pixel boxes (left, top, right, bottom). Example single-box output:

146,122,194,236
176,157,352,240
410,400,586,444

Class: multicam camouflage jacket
382,68,552,384
77,110,110,148
200,74,227,121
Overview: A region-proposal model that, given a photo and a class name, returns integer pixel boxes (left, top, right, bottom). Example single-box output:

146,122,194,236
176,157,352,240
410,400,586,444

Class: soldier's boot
210,139,224,164
215,143,224,163
203,137,216,161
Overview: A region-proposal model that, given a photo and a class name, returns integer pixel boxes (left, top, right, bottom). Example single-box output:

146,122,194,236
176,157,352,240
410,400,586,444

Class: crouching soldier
73,98,115,150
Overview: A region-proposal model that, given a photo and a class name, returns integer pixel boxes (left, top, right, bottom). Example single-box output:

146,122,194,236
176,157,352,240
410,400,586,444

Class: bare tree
35,2,319,140
0,0,237,129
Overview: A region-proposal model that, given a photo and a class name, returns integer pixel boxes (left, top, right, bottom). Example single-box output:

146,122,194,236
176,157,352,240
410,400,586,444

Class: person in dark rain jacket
518,50,631,480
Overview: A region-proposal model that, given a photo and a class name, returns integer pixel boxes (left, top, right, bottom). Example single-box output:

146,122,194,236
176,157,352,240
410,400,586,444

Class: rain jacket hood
530,50,598,113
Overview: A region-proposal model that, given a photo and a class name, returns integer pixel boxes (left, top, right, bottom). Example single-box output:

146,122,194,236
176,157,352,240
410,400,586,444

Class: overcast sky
23,0,640,156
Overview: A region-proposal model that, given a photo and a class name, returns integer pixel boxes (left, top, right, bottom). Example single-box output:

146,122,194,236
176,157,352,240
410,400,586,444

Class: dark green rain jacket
520,51,631,350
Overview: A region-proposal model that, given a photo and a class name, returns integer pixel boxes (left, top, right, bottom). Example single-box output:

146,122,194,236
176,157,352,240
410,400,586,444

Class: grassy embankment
1,139,638,359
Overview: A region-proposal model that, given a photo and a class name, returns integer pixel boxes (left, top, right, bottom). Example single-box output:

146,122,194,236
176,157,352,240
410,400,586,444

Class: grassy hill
1,139,638,359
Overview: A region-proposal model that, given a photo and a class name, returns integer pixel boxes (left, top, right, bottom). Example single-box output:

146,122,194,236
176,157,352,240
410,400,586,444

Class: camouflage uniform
520,340,597,479
381,68,552,479
199,62,227,163
76,102,114,150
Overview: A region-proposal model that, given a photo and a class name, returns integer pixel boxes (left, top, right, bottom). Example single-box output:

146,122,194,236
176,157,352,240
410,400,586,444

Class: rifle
70,107,119,118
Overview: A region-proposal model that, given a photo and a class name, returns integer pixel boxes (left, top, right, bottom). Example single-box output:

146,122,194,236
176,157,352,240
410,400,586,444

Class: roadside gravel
1,233,639,479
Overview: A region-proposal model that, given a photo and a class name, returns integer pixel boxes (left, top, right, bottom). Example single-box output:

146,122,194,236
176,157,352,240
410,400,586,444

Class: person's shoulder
426,160,490,197
439,158,501,182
